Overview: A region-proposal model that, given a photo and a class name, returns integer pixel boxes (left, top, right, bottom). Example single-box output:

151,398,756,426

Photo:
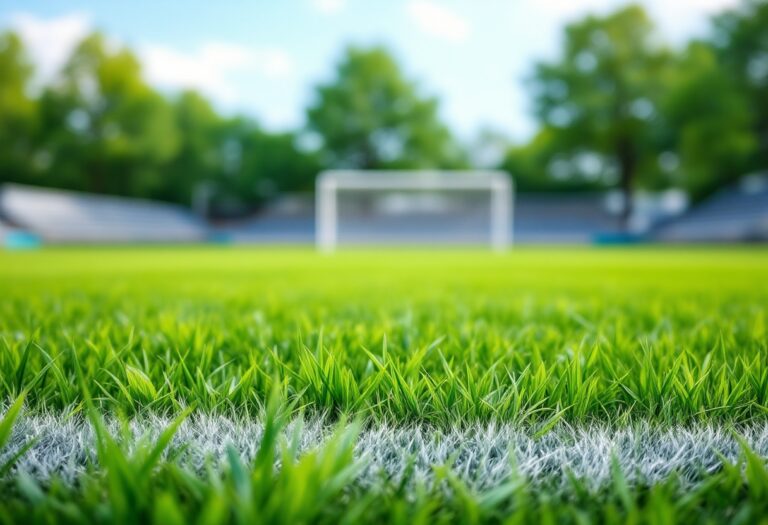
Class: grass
0,246,767,523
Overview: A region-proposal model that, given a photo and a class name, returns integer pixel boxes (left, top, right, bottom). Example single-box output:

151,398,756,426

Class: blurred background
0,0,766,247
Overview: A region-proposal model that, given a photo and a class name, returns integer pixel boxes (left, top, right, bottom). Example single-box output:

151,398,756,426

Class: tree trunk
360,139,377,170
617,137,636,231
87,158,104,194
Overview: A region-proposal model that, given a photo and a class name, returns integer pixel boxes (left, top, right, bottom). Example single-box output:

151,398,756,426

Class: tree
238,129,321,195
501,128,609,193
307,46,465,170
199,116,321,217
711,0,768,174
39,33,179,197
0,30,319,213
163,93,321,216
529,5,670,226
468,127,510,169
0,32,37,185
661,42,755,199
159,90,223,206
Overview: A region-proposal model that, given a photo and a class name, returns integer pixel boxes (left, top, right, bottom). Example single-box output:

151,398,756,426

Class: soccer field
1,247,768,523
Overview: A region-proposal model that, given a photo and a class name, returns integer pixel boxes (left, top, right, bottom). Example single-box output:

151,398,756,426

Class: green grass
2,247,767,424
1,246,768,523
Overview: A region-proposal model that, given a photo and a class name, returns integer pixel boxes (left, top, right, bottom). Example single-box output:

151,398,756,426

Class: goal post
316,170,514,251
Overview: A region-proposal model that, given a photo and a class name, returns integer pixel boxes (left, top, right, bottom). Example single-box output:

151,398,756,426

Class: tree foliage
0,31,320,216
509,1,768,209
711,0,768,174
307,46,466,170
501,128,607,193
661,42,756,199
0,32,36,184
528,5,670,220
38,34,179,197
0,1,766,215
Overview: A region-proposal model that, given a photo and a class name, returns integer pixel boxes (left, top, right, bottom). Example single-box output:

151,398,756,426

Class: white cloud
8,12,91,84
530,0,612,18
252,48,295,78
645,0,740,42
524,0,738,26
407,1,470,43
139,42,295,103
310,0,346,14
516,0,741,53
671,0,739,11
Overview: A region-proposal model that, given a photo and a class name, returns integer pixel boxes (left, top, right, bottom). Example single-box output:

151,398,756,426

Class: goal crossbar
316,170,514,251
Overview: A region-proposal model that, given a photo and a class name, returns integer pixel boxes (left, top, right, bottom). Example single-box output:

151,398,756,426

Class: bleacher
654,176,768,242
219,192,625,244
5,178,763,246
0,184,208,244
0,218,11,241
514,194,622,243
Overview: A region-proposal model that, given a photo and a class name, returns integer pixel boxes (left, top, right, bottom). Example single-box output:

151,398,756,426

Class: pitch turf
1,246,767,523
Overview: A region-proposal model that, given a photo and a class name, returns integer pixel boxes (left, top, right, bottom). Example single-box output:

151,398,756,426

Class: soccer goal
316,170,513,251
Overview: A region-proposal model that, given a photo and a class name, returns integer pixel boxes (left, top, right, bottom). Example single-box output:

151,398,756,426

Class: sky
1,0,740,142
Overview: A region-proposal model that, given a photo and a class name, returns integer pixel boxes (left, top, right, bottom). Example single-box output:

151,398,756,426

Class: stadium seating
655,176,768,242
0,184,208,243
514,194,622,243
221,192,625,244
8,179,762,245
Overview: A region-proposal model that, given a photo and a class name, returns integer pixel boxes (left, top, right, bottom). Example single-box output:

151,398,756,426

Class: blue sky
2,0,739,142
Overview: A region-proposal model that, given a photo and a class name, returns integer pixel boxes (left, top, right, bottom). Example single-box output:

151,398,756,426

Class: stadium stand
514,194,622,243
0,184,208,244
0,218,10,242
218,192,627,244
654,175,768,242
6,178,761,246
214,195,316,243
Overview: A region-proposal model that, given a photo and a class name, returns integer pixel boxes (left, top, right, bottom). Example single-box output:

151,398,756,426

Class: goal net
316,170,513,251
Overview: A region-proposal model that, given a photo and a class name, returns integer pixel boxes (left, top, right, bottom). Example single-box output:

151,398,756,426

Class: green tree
661,42,755,199
0,31,37,185
502,128,609,193
239,129,321,195
210,118,321,215
529,5,670,225
711,0,768,174
159,90,223,205
307,46,465,170
39,33,179,197
164,93,320,216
